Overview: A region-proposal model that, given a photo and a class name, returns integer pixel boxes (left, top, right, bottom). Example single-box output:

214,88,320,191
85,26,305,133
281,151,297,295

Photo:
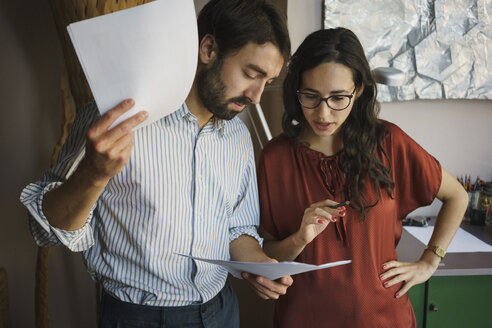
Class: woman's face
299,61,359,141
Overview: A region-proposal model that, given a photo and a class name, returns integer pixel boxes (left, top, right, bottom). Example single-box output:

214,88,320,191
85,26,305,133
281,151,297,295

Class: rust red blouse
258,121,442,328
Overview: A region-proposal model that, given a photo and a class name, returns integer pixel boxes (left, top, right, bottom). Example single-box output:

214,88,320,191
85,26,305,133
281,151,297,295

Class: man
20,0,291,326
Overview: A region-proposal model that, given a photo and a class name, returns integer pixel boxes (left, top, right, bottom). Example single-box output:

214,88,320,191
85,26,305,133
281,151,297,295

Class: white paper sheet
67,0,198,130
404,226,492,253
177,254,351,280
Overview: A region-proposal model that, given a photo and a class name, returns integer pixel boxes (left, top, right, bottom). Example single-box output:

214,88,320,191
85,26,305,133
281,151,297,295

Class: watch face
427,246,445,258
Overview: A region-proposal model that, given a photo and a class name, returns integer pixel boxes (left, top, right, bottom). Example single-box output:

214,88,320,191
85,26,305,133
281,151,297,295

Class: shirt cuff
229,226,263,248
26,181,95,252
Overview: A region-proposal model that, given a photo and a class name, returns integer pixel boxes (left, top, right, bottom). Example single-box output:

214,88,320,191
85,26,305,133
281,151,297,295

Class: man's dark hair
197,0,290,62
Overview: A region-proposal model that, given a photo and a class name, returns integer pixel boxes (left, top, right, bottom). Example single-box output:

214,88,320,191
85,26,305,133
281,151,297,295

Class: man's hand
241,259,293,300
80,99,148,186
43,99,148,231
230,236,293,299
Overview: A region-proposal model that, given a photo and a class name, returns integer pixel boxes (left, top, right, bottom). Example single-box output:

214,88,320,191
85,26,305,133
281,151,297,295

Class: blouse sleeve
257,144,281,239
384,121,442,219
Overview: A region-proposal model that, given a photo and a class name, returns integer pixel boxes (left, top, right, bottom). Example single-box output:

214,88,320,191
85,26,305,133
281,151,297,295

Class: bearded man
20,0,291,326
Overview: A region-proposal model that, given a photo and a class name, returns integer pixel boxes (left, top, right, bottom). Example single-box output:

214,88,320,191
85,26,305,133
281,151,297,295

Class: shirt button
197,173,202,179
197,211,202,217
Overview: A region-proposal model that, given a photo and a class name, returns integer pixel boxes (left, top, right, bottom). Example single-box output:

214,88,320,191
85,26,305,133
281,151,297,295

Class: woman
258,28,468,328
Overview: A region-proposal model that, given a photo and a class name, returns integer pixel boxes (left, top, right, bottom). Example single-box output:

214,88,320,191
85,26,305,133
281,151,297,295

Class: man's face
197,41,284,120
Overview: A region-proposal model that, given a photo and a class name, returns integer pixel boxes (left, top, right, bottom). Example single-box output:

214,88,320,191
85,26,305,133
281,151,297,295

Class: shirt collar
166,103,226,135
166,102,191,122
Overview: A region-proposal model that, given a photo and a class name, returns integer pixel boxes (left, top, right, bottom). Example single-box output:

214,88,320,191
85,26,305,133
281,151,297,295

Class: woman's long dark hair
282,28,394,219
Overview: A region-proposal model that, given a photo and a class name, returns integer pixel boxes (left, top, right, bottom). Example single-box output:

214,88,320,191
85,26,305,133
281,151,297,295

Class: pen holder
482,192,492,225
469,191,491,226
470,208,486,226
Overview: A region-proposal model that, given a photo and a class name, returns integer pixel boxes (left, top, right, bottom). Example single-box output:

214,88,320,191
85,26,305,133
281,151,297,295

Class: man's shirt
20,101,261,306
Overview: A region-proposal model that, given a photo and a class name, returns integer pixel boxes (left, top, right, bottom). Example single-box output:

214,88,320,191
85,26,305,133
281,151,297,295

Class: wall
286,0,492,217
0,1,97,327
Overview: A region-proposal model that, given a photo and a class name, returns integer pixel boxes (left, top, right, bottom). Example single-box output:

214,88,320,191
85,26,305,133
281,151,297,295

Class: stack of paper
67,0,198,130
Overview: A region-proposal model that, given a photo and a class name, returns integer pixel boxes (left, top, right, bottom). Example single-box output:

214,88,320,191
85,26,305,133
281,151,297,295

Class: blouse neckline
288,135,343,160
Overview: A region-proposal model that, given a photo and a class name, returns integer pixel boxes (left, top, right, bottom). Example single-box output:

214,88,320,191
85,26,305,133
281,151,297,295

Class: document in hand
177,254,352,280
67,0,198,130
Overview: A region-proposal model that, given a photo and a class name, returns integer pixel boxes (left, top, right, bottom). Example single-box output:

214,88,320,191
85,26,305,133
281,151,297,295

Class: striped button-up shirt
20,101,261,306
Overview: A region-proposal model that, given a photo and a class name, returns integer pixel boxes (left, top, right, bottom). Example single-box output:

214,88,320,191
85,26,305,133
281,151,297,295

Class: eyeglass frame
295,87,357,111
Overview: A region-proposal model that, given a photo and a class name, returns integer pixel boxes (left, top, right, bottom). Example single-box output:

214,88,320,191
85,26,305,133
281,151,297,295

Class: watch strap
425,245,446,259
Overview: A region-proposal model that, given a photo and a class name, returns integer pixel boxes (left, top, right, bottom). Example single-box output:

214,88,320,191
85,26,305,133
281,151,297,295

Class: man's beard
196,56,250,120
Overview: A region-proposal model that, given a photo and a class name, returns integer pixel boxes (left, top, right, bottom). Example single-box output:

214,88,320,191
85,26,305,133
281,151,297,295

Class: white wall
287,0,492,216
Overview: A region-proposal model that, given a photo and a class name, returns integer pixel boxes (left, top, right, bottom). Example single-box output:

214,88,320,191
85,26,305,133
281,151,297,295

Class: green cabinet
409,283,426,328
409,275,492,328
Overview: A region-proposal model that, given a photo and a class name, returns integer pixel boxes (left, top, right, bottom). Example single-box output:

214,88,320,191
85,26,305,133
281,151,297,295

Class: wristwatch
425,245,446,259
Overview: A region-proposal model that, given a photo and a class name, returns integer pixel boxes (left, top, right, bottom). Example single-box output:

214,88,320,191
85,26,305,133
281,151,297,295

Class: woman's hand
261,200,348,262
379,252,440,298
293,199,347,247
380,167,468,298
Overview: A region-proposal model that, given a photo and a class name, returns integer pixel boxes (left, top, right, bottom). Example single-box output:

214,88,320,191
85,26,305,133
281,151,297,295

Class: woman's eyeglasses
296,87,356,111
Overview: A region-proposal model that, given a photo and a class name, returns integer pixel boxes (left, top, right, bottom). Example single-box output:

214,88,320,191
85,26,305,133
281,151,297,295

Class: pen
457,176,464,189
474,176,480,191
329,201,349,209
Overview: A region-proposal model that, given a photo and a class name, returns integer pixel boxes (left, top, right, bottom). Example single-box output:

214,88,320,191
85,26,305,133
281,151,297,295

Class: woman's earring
291,119,300,126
